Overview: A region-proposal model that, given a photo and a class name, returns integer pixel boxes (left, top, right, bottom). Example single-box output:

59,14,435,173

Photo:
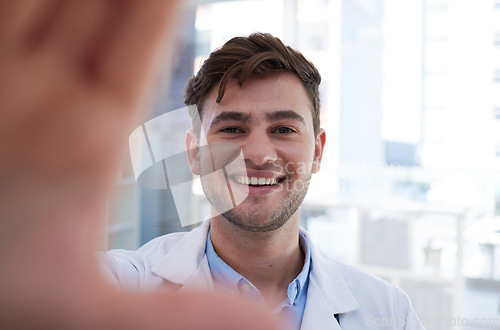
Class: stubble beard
200,170,312,233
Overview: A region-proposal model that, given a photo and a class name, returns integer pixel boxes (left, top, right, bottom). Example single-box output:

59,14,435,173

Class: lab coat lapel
150,220,215,291
150,222,361,329
300,228,360,329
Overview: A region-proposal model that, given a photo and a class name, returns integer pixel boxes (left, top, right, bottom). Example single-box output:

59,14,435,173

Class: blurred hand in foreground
0,1,281,329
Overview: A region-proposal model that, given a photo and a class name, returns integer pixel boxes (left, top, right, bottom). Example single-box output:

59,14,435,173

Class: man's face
187,72,325,232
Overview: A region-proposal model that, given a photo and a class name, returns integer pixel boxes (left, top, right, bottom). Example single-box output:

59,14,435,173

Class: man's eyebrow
209,111,252,128
266,110,306,124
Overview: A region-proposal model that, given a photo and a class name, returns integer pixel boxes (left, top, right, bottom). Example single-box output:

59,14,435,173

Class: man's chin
217,208,287,233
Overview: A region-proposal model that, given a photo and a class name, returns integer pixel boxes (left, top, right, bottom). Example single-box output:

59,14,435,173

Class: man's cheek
128,107,247,227
296,161,312,175
201,142,249,203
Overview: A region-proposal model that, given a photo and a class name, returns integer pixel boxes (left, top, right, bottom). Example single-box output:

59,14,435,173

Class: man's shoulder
106,224,206,264
313,251,407,304
333,260,393,288
312,254,418,325
99,231,188,287
99,222,210,290
136,231,189,254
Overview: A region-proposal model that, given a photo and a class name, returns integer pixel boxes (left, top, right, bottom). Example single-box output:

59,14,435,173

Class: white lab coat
101,220,424,329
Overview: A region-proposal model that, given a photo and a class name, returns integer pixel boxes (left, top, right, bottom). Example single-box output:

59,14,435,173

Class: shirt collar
205,227,244,294
288,232,311,305
206,227,311,306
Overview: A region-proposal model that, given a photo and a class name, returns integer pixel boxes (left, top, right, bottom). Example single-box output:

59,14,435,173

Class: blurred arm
0,1,281,329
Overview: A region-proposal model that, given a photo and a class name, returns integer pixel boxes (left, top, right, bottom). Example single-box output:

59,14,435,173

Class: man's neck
209,213,304,308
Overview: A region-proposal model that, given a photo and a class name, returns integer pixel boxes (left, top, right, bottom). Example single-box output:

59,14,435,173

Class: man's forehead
204,73,306,102
201,74,312,123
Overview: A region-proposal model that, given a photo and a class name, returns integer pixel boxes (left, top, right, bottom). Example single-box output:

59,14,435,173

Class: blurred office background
106,0,500,328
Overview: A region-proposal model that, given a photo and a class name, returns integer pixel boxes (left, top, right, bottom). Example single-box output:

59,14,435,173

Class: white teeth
233,176,279,186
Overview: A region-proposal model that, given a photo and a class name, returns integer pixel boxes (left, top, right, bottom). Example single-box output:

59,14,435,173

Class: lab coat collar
150,220,360,327
299,227,360,329
151,220,214,291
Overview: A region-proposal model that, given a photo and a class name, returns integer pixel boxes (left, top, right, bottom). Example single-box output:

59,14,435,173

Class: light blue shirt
206,228,311,330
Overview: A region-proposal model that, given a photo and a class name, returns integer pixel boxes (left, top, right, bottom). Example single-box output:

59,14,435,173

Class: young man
0,1,279,329
103,33,423,329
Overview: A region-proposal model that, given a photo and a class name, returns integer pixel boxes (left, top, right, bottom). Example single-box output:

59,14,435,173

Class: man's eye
220,127,243,134
274,127,295,134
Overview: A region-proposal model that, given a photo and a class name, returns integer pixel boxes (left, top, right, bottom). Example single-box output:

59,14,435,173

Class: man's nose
240,131,278,166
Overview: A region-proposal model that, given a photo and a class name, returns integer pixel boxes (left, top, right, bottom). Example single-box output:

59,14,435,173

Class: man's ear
186,128,200,175
312,129,326,174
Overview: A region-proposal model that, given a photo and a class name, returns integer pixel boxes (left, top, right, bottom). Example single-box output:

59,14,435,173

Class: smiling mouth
231,176,286,186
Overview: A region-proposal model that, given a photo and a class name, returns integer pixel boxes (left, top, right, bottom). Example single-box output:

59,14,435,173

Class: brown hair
184,32,321,137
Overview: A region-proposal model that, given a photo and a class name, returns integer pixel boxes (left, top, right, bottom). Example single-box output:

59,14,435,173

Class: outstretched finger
99,290,284,330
